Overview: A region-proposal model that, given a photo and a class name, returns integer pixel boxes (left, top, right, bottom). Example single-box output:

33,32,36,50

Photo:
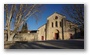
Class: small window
55,16,58,19
52,22,53,27
55,21,58,27
60,22,62,27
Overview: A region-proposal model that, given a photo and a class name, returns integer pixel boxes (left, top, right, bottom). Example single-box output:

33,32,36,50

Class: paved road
5,39,84,49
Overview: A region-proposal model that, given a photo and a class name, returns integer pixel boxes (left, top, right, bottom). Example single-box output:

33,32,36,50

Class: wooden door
55,33,59,40
41,36,44,40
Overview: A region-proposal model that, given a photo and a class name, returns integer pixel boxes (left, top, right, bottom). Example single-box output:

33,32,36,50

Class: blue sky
4,4,73,30
26,4,67,30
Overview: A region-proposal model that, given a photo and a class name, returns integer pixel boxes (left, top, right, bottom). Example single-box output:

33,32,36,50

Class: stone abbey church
37,12,80,41
4,12,80,41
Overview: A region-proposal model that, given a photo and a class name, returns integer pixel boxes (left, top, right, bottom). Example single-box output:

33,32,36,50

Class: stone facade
37,12,80,41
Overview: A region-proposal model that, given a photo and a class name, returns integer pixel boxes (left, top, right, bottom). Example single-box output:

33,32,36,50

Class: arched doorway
54,30,59,40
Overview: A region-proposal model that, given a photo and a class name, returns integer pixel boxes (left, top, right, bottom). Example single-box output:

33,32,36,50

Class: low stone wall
13,33,38,41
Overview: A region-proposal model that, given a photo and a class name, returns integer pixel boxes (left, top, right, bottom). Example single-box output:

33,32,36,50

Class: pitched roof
47,12,65,20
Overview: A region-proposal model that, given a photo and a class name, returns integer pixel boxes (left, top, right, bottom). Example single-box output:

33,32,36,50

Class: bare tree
4,4,43,41
62,4,84,28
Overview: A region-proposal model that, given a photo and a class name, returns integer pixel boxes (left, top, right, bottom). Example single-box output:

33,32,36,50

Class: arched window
52,22,53,27
55,21,58,27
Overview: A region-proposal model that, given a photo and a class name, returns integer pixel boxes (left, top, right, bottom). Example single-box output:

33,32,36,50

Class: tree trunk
8,33,15,41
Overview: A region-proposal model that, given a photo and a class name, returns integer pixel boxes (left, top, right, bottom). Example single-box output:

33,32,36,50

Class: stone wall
13,33,38,41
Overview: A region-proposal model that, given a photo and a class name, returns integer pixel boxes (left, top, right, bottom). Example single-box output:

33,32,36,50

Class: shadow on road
9,42,61,49
5,39,84,49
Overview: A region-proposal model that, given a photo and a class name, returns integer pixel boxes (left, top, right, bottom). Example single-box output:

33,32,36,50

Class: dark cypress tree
21,23,28,33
